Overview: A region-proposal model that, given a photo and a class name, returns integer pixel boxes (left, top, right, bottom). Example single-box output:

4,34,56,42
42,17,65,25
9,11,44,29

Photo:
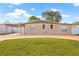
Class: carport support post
24,26,25,35
11,26,13,33
17,26,18,33
20,26,22,35
18,24,21,35
6,25,8,34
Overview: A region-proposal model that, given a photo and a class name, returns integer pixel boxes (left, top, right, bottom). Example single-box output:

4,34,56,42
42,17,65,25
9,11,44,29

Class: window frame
50,24,53,29
42,24,45,29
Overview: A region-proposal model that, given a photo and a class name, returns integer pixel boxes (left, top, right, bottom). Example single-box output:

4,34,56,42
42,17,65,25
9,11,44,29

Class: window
43,24,45,29
29,25,35,31
50,24,53,29
61,29,67,32
61,25,68,32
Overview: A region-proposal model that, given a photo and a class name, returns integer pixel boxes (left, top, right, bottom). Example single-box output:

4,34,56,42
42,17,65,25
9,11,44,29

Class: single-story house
22,21,79,35
0,21,79,35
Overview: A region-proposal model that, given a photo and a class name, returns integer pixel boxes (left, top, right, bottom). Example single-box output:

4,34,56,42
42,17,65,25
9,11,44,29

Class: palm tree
28,16,40,22
42,10,62,23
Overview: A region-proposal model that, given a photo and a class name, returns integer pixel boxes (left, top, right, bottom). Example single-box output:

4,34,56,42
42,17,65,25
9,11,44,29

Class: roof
24,20,72,25
5,24,25,27
0,24,6,26
0,20,79,27
24,20,79,26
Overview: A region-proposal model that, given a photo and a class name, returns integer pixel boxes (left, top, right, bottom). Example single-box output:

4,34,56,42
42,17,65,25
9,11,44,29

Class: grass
0,38,79,56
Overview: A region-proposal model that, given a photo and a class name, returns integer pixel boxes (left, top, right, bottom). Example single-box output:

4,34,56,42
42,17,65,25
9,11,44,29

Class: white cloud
62,14,70,18
75,16,79,19
8,5,14,8
6,8,32,18
31,8,35,11
0,19,6,23
0,19,11,24
36,16,45,20
0,0,24,5
36,16,42,18
24,13,32,17
73,3,79,7
0,0,79,3
51,8,61,12
9,3,22,5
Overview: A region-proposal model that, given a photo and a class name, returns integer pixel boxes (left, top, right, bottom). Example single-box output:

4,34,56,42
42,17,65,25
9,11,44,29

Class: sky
0,3,79,24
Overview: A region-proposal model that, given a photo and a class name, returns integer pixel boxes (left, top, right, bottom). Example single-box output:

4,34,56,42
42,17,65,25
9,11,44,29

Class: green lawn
0,38,79,56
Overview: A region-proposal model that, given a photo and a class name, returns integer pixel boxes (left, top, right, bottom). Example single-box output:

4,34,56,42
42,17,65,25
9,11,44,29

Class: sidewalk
0,33,79,41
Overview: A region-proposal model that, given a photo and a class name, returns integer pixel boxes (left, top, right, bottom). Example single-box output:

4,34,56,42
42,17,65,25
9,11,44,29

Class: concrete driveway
0,33,79,41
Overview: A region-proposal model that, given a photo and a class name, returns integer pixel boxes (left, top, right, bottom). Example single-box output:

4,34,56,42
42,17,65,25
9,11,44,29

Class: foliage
73,21,79,24
42,10,62,23
28,16,40,22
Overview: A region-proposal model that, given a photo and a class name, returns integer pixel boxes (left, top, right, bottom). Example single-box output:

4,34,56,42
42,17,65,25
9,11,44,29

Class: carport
6,23,25,35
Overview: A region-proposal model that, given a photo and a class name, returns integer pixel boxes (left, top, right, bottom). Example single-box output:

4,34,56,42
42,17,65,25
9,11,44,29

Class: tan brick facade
24,22,72,35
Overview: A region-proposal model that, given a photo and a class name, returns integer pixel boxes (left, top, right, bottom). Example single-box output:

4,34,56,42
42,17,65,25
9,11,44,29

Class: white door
72,25,79,34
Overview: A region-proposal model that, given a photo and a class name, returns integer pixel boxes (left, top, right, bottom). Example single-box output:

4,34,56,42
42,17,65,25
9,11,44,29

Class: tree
28,16,40,22
72,21,79,24
42,10,62,23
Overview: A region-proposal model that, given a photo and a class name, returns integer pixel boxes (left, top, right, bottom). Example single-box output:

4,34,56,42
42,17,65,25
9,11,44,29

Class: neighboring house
0,21,79,35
